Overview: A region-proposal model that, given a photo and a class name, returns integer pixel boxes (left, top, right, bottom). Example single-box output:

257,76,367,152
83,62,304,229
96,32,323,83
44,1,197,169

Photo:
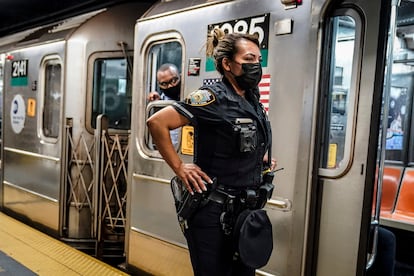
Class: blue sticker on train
206,13,270,71
11,59,28,86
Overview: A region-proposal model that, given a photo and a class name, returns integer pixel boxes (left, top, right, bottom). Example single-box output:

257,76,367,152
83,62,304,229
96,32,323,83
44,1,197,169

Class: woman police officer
147,28,275,276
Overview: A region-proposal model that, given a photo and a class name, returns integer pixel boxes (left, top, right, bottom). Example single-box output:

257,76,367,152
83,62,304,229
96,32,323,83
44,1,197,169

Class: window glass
384,1,414,164
321,15,357,169
146,41,182,93
145,41,182,152
385,84,409,162
91,58,132,130
43,61,61,138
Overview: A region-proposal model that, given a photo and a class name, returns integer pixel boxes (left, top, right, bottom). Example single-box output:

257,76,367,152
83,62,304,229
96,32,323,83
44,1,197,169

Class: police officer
147,28,274,276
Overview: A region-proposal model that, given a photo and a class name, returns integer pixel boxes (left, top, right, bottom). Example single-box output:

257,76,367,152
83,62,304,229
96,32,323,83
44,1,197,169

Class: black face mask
234,63,262,90
160,81,181,101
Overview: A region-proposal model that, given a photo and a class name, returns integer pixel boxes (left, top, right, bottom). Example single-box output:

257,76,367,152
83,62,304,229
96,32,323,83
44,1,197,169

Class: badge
185,89,216,106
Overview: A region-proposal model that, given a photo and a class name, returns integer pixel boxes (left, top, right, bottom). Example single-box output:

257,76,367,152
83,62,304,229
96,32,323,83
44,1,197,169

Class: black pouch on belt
170,176,215,220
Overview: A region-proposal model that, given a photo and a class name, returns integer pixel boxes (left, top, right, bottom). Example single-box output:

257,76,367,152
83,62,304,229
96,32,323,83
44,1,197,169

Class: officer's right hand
177,163,212,195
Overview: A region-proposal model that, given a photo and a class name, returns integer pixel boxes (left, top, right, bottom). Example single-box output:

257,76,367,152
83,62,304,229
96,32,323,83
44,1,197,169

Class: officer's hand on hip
177,163,212,195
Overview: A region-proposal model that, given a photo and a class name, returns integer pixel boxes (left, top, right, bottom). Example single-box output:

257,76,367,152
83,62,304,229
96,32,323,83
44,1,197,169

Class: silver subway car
126,0,405,275
0,2,151,262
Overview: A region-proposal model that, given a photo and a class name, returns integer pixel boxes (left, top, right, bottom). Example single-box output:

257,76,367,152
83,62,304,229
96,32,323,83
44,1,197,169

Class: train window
384,85,409,162
42,59,62,139
319,9,362,173
144,40,183,153
91,57,132,130
383,1,414,164
146,41,182,94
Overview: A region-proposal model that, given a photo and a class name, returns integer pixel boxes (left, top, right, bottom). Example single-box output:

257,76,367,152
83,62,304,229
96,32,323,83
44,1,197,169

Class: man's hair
158,63,179,75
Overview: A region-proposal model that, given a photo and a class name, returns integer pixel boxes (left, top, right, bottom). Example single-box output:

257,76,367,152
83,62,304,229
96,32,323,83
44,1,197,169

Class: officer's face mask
233,62,262,91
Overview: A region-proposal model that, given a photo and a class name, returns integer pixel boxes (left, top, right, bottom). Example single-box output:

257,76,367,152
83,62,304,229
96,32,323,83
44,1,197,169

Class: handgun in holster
171,176,215,221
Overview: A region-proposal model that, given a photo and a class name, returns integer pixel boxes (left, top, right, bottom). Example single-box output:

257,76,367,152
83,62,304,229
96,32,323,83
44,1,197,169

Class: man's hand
147,91,161,101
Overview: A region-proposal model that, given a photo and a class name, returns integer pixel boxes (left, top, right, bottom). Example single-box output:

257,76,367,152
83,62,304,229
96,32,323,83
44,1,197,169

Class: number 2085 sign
11,59,29,86
206,14,270,71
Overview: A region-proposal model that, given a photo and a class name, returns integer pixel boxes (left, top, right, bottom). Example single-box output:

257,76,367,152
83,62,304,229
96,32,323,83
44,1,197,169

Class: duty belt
209,183,273,210
208,189,231,205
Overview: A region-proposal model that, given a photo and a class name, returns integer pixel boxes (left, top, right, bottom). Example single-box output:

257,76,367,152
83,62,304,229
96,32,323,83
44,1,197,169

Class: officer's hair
206,27,260,75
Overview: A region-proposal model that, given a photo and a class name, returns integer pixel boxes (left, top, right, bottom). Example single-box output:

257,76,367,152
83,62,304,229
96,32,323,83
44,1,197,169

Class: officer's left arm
147,106,188,170
147,106,211,194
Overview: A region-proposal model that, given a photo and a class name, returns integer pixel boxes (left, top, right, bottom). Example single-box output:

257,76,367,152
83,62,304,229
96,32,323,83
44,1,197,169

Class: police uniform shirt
173,77,271,188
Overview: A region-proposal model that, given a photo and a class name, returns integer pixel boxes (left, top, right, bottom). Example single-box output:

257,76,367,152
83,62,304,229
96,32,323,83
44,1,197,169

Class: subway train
0,1,153,265
0,0,414,275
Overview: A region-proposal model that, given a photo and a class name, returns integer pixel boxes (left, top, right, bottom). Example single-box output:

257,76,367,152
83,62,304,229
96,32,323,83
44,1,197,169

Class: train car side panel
3,42,65,231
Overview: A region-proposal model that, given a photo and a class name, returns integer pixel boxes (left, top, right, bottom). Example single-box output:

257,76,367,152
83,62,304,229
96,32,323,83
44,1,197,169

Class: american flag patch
203,78,221,86
259,74,271,112
203,75,271,112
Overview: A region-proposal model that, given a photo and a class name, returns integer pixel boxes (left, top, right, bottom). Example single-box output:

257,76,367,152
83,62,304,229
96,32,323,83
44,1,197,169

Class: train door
58,6,142,260
310,0,390,275
127,30,192,274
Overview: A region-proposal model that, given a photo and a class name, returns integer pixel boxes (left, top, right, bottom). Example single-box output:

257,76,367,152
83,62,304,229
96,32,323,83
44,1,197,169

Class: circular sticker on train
10,94,26,134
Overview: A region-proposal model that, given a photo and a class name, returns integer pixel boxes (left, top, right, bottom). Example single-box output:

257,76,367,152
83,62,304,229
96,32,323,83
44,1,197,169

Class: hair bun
206,27,225,56
212,27,225,47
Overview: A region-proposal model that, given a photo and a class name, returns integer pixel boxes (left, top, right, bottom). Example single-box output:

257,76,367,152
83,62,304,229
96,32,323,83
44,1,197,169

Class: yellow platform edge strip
0,212,129,276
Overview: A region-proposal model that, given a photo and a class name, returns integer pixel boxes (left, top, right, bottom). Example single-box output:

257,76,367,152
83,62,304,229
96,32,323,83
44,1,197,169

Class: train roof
0,9,106,52
139,0,231,20
0,0,158,38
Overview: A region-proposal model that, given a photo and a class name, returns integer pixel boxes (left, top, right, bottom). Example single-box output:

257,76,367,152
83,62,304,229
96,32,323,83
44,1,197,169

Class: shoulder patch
185,89,216,106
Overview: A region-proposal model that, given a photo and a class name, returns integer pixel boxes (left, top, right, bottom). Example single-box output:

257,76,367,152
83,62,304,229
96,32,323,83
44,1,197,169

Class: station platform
0,212,129,275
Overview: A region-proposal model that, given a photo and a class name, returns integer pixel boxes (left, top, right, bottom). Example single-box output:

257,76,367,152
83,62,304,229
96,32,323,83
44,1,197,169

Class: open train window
144,40,183,154
319,9,362,175
88,53,133,132
146,41,182,95
40,57,62,141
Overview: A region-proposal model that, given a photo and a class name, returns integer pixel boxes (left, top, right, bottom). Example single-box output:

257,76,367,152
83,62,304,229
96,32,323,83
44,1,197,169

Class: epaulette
185,89,216,106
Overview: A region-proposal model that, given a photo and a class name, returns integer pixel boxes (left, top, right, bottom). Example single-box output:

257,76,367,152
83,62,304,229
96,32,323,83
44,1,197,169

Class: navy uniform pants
184,201,255,276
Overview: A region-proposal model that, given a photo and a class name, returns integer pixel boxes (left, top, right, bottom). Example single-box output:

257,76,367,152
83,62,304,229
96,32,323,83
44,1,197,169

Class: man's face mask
234,63,262,90
160,81,181,101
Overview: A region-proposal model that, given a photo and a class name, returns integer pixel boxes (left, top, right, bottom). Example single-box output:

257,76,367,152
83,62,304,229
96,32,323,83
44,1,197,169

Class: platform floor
0,212,129,275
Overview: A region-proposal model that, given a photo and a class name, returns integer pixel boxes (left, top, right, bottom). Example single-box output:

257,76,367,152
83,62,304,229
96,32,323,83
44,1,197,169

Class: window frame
86,51,133,134
38,55,63,143
138,33,185,159
318,8,363,178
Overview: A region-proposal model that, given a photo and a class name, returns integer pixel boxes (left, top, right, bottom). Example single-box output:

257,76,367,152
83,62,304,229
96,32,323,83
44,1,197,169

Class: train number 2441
11,60,28,78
